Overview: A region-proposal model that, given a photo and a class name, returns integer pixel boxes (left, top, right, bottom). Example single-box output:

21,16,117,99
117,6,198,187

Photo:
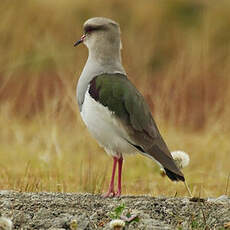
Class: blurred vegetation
0,0,229,196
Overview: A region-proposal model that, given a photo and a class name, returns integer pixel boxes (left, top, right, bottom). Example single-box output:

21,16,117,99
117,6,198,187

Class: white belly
81,90,137,157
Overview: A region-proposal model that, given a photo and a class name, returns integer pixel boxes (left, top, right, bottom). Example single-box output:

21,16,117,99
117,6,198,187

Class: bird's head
74,17,122,54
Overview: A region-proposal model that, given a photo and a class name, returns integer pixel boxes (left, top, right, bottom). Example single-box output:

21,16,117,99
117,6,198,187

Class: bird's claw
103,189,121,198
103,190,115,198
115,190,121,197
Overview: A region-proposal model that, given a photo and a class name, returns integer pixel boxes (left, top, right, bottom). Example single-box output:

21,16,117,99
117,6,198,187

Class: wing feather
89,73,184,181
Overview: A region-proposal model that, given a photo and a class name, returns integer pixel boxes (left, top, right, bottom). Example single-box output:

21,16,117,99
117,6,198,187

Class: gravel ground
0,190,229,229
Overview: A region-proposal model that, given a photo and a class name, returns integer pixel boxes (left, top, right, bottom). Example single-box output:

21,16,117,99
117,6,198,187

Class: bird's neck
76,46,126,110
88,42,123,69
82,50,125,83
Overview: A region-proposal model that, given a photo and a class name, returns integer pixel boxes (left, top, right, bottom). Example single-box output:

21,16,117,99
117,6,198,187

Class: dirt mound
0,191,229,229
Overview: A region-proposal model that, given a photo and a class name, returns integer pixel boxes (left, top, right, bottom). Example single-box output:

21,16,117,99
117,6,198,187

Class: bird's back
87,73,184,181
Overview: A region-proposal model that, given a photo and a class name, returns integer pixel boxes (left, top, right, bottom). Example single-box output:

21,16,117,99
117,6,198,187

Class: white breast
80,89,137,157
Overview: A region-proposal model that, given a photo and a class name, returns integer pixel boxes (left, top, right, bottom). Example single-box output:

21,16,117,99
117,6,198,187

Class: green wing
89,73,157,140
89,73,184,181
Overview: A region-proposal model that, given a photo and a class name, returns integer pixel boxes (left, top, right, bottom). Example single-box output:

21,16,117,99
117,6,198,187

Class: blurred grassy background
0,0,229,197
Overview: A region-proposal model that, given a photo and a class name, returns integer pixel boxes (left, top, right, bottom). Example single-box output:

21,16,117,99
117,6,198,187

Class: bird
75,17,185,197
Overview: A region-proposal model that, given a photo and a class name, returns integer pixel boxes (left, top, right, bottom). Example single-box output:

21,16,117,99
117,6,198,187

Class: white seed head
171,150,190,169
0,217,13,230
160,150,190,176
109,219,125,229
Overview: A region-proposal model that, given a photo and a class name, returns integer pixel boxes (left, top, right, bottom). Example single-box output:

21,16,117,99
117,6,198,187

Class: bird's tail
146,143,185,182
164,167,184,181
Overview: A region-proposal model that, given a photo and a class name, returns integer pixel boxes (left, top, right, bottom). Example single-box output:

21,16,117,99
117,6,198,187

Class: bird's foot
115,189,121,197
103,189,116,198
103,189,122,198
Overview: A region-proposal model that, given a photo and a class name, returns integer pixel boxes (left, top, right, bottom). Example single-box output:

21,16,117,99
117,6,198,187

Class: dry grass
0,0,230,197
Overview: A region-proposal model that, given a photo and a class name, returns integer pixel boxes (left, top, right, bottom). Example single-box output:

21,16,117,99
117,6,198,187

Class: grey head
75,17,126,110
75,17,122,62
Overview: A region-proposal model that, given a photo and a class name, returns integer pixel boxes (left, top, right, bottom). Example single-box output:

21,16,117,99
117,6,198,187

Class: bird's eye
84,25,105,34
85,26,96,34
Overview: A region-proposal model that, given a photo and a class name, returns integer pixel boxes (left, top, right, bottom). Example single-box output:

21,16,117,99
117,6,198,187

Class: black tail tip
164,168,185,182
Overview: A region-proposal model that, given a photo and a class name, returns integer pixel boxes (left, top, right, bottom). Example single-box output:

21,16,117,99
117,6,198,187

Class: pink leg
116,156,123,197
103,157,118,197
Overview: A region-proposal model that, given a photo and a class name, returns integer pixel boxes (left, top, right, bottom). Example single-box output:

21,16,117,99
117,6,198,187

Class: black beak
74,34,86,47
